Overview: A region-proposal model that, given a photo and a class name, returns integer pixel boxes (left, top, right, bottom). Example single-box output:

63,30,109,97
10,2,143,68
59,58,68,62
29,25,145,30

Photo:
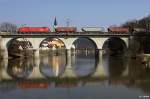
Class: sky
0,0,150,29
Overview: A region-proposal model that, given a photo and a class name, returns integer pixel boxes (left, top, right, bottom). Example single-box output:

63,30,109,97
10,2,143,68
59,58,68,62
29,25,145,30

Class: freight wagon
55,27,77,32
108,27,130,33
81,27,105,32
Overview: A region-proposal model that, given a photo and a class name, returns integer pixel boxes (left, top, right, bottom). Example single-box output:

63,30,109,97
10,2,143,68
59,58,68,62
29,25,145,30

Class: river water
0,50,150,99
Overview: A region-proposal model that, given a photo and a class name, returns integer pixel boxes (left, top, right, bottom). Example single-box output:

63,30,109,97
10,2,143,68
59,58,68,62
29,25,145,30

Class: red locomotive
55,27,77,32
108,27,130,33
18,27,51,33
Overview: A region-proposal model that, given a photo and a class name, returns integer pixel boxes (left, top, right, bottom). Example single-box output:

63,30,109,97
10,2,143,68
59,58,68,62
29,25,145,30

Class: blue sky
0,0,149,28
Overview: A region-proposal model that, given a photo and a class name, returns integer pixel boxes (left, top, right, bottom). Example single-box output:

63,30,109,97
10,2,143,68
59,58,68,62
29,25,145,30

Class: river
0,50,150,99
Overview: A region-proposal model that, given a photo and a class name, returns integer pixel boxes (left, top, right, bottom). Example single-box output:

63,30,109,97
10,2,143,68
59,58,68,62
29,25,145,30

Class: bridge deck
0,32,150,37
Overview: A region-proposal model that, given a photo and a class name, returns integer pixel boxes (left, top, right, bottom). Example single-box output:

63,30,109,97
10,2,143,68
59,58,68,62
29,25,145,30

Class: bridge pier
92,49,105,77
2,49,8,59
0,59,12,80
61,49,76,78
28,58,45,79
34,49,40,58
0,37,8,59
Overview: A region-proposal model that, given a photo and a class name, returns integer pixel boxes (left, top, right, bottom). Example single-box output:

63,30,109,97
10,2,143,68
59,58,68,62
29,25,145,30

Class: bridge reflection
0,50,130,81
7,59,34,79
1,50,150,81
40,51,66,77
1,53,150,94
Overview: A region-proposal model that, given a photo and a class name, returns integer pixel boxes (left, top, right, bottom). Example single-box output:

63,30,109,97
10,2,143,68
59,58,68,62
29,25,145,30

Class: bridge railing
0,31,150,36
0,31,131,35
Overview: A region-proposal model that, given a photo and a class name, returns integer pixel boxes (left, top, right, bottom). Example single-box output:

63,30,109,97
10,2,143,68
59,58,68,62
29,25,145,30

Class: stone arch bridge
0,32,131,59
0,32,133,80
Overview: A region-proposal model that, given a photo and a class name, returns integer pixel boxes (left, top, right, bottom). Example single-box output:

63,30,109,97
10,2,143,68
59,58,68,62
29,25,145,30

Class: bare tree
121,15,150,30
0,22,17,33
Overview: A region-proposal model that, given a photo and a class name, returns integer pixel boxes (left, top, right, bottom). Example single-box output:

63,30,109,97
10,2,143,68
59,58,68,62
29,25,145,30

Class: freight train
17,26,144,33
18,27,77,33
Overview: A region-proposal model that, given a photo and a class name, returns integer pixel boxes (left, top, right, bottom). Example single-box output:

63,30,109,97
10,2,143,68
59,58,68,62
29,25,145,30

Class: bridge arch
71,37,98,49
59,37,98,50
6,38,17,49
39,37,67,77
70,37,98,77
39,37,66,49
6,37,33,58
6,37,33,48
102,37,127,56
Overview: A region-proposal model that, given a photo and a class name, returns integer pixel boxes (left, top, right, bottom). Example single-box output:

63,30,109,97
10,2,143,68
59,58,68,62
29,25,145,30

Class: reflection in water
1,50,150,99
71,37,98,77
7,58,34,79
40,50,66,77
102,55,127,78
18,81,49,89
129,57,150,80
0,82,17,93
71,50,97,77
55,79,79,88
39,37,66,77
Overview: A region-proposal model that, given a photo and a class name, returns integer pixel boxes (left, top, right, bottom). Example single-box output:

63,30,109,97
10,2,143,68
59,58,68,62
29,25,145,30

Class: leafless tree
0,22,17,33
